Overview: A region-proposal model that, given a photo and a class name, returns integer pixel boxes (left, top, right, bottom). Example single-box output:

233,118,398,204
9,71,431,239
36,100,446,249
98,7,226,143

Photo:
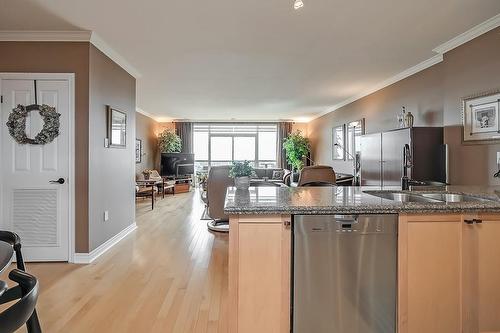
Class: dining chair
297,165,336,186
0,269,40,333
0,231,42,332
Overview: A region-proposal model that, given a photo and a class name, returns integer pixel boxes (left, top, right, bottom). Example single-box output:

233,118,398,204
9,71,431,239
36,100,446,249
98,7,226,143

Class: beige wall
308,27,500,185
88,45,136,251
158,121,175,134
0,41,91,252
136,112,160,175
292,122,308,136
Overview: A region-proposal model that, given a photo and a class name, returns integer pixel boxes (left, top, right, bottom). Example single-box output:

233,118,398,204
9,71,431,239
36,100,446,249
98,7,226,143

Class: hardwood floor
1,190,229,332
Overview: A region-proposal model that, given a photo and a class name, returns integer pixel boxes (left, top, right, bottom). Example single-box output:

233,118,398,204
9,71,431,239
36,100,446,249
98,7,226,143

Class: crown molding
433,13,500,54
135,107,158,120
89,32,141,78
0,30,141,79
312,53,444,121
0,30,92,41
311,13,500,122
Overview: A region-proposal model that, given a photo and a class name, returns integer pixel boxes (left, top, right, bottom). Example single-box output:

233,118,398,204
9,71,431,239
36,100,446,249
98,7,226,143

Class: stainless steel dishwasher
293,214,397,333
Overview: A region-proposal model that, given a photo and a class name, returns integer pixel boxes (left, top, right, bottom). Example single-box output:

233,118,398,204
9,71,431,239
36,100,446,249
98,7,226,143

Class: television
160,153,195,177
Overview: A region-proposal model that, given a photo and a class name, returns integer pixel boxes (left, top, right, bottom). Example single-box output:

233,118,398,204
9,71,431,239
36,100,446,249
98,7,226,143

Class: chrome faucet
401,144,412,190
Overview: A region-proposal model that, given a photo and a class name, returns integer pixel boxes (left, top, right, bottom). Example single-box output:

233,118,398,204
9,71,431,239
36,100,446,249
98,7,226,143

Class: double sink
364,191,498,203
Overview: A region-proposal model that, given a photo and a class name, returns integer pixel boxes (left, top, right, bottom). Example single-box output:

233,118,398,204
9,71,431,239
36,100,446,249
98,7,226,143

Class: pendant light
294,0,304,10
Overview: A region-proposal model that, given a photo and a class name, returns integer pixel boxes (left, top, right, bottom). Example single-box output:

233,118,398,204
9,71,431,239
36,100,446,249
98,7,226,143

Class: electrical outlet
104,210,109,222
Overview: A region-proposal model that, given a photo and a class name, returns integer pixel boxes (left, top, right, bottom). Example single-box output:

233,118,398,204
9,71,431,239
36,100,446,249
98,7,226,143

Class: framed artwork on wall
462,90,500,142
346,119,365,160
107,106,127,148
135,139,142,163
332,125,345,160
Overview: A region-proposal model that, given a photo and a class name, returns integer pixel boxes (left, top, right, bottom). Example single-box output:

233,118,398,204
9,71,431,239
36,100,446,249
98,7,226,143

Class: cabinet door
463,214,500,333
399,214,462,333
229,215,291,333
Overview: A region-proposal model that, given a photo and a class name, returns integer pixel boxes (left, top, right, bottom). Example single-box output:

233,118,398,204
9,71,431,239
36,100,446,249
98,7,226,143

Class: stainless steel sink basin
364,190,499,203
419,193,498,203
365,191,443,203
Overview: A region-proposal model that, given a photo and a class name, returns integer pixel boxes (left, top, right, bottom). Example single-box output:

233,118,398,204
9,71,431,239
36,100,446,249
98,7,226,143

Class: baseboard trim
73,222,137,264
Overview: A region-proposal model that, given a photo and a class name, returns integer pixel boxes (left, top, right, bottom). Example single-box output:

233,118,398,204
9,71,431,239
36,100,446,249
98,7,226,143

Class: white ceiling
1,0,500,122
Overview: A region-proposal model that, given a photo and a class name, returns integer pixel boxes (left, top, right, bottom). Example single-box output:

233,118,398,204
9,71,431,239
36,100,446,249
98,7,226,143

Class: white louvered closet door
1,78,70,261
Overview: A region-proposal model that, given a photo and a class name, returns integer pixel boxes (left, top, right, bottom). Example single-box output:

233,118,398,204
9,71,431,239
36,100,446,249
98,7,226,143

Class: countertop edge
224,206,500,215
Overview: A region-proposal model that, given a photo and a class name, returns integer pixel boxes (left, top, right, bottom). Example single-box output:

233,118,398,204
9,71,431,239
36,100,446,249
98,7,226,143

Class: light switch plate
104,210,109,222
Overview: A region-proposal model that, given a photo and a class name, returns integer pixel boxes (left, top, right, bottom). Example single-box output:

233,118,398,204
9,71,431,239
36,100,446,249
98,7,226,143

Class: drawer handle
284,221,291,227
474,219,483,224
464,219,474,225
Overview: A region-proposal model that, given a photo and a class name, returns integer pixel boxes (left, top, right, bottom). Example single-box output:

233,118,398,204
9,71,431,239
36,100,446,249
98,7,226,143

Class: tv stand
165,175,193,194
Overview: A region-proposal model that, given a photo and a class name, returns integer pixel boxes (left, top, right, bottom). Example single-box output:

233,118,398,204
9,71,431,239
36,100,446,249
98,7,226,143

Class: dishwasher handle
333,215,359,224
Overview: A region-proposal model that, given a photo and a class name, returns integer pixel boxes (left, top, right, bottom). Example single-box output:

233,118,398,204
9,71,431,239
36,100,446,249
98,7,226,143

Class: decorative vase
405,112,414,128
234,176,250,190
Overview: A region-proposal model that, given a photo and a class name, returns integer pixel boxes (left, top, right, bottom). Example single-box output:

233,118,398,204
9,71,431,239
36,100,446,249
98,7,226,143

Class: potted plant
229,160,254,190
158,129,182,153
283,130,310,181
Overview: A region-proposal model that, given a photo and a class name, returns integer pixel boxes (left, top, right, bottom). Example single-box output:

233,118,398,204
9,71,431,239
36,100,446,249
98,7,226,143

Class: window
193,123,278,170
346,119,365,160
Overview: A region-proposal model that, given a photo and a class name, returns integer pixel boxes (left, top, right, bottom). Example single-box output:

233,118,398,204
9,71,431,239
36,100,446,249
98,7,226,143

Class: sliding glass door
193,123,277,170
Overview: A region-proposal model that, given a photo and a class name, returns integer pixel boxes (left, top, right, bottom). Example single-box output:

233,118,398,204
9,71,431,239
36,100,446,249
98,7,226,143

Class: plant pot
234,176,250,190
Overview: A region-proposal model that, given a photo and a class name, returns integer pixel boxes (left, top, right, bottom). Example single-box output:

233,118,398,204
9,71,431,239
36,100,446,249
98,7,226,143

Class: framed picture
135,139,142,163
332,125,345,160
463,90,500,142
346,119,365,160
107,106,127,148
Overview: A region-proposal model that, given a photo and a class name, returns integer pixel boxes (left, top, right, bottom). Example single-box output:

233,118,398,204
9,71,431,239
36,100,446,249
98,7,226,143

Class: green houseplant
158,129,182,153
229,160,254,190
283,130,310,178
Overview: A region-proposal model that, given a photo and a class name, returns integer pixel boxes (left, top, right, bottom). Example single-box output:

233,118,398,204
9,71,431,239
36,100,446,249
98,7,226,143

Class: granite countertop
223,186,500,215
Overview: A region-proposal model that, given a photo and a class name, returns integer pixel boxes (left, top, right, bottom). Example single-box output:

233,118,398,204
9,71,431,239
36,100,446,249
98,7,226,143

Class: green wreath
6,104,61,145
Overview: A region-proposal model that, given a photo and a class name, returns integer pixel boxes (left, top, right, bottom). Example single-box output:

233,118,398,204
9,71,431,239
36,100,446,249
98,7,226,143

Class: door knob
49,178,65,184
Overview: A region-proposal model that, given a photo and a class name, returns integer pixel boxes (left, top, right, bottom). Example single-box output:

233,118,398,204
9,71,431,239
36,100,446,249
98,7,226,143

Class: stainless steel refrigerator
360,127,445,186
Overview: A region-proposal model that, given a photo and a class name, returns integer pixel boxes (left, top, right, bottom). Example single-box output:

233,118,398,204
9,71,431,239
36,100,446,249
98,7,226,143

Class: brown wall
135,112,159,175
0,42,137,253
0,41,91,252
308,27,500,185
88,45,136,251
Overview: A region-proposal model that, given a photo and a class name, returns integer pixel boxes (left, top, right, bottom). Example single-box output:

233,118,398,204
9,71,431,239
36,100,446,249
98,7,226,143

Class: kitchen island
224,186,500,333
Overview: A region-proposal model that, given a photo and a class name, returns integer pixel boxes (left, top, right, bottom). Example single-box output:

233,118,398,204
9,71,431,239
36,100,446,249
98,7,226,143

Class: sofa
252,168,291,186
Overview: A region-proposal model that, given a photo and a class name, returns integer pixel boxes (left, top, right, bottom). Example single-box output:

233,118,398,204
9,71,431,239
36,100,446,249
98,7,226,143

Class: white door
1,77,71,261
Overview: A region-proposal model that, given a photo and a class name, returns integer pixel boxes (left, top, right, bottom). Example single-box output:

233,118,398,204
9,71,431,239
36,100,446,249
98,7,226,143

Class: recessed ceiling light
294,0,304,10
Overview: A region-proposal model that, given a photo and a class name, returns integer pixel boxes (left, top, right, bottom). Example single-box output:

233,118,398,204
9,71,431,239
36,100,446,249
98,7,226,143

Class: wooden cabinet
398,214,462,333
400,213,500,333
229,212,500,333
228,214,291,333
462,213,500,333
